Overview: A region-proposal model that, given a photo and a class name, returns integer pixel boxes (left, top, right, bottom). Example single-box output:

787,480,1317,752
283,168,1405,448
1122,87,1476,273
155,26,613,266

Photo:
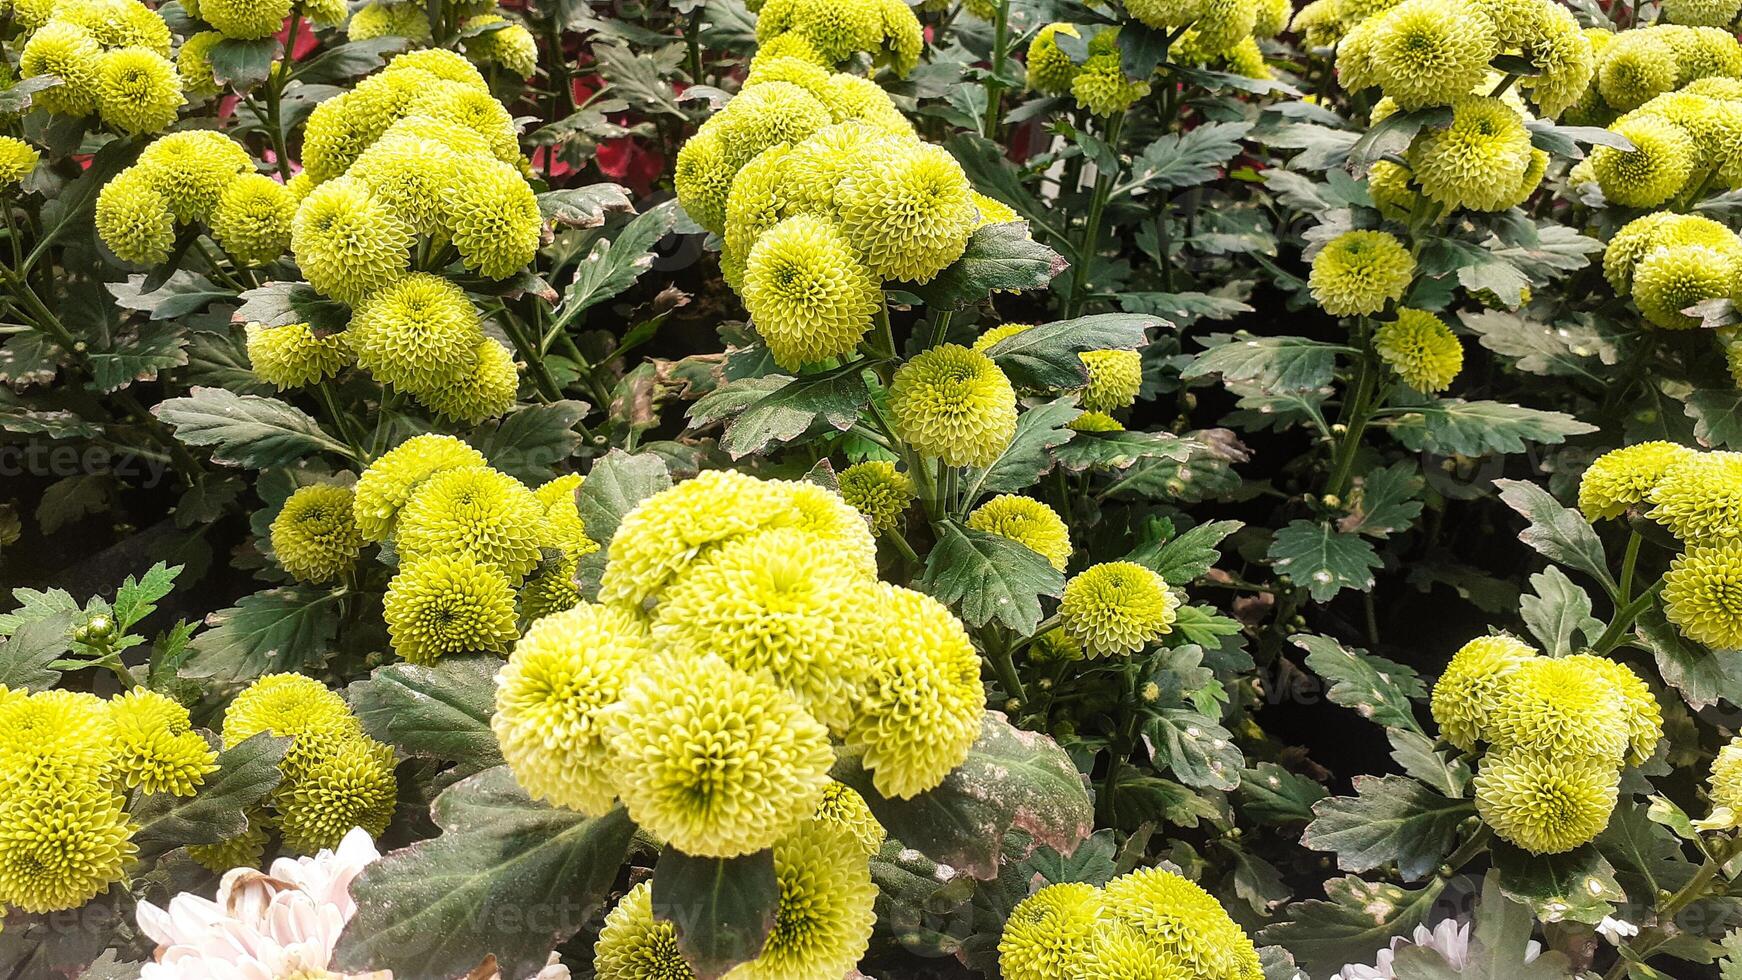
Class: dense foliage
8,0,1742,976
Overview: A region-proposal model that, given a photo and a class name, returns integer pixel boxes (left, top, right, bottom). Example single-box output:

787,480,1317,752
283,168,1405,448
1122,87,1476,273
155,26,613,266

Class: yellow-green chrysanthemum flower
819,73,914,134
725,820,878,980
1100,867,1264,980
1255,0,1291,35
598,470,787,607
447,157,542,280
186,815,269,872
1308,229,1415,315
534,473,599,560
1633,244,1734,329
1080,923,1191,980
1520,5,1595,119
845,584,985,799
1080,349,1143,412
1060,561,1178,657
20,21,102,117
1474,749,1619,854
137,130,252,223
780,121,896,218
716,81,834,172
1027,23,1083,95
461,15,539,77
412,338,519,424
742,214,881,369
835,140,978,283
1581,442,1700,522
298,88,404,185
349,1,432,40
395,464,545,580
407,83,523,166
274,734,396,852
675,129,736,236
1683,75,1742,99
1408,96,1533,212
837,460,915,535
888,344,1018,467
221,672,363,749
812,780,882,857
93,47,181,135
595,881,695,979
1667,24,1742,82
1367,0,1498,110
745,53,833,95
999,882,1104,980
1664,540,1742,649
1128,0,1205,29
1592,115,1696,208
1704,738,1742,830
95,167,175,265
605,653,834,858
721,142,795,289
352,434,487,541
1603,213,1733,294
1582,657,1664,765
973,192,1020,228
0,782,136,913
1430,634,1537,751
1373,308,1463,392
775,479,879,576
291,177,413,305
348,273,485,391
877,0,924,75
108,690,217,797
495,603,651,815
57,0,173,54
387,47,489,86
246,321,351,389
0,138,40,188
1491,147,1550,211
211,172,296,267
0,690,110,788
198,0,292,39
176,30,225,98
1488,655,1631,763
968,495,1072,571
1598,30,1679,111
1069,411,1124,433
1192,0,1258,54
1072,42,1152,117
270,483,366,583
1649,452,1742,544
652,528,874,733
383,552,520,663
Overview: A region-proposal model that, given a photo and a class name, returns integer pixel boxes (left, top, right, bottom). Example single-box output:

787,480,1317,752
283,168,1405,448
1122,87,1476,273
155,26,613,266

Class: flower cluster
1603,213,1742,331
17,0,183,134
349,434,599,660
675,50,1005,369
1431,635,1661,853
752,0,923,75
218,672,397,856
97,131,284,267
493,470,984,862
998,867,1265,980
185,0,343,41
0,685,218,913
973,323,1145,421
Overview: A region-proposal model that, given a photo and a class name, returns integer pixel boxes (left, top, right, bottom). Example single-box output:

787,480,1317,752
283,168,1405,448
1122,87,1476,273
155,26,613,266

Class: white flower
1597,916,1640,943
1332,917,1543,979
137,827,571,980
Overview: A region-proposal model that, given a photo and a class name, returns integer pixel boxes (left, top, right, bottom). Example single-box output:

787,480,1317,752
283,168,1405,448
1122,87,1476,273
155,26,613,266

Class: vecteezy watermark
0,442,173,489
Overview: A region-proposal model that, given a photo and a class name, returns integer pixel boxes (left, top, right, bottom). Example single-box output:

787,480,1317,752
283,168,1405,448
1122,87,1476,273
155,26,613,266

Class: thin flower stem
315,381,371,463
1065,111,1123,318
1603,853,1726,980
982,0,1010,140
1618,529,1644,605
1592,579,1666,655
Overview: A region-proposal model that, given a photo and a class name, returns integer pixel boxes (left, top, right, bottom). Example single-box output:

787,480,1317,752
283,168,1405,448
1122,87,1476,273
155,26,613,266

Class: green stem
1618,529,1644,605
263,21,296,182
987,633,1027,709
924,310,953,350
1097,667,1141,825
315,381,370,463
1592,579,1665,655
1603,854,1726,980
1325,341,1380,499
499,308,563,402
1065,112,1123,318
982,0,1009,140
882,528,920,565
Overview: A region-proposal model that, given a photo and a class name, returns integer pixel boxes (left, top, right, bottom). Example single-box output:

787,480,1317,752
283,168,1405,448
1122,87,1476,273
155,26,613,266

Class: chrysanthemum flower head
384,552,519,663
56,0,172,53
447,156,542,280
349,1,432,40
1072,39,1152,117
175,30,225,97
137,129,252,224
722,144,794,287
1308,229,1414,315
346,130,466,238
394,464,546,580
834,139,978,283
1520,5,1595,119
197,0,292,37
211,172,296,267
1683,75,1742,100
1665,540,1742,649
1605,213,1736,295
1070,411,1124,433
107,689,217,797
1373,308,1463,392
96,167,175,265
876,0,924,75
387,47,489,87
414,339,519,424
291,176,413,305
1579,442,1697,522
837,460,914,535
1027,23,1084,95
1080,922,1192,980
352,433,487,542
0,690,111,786
1080,349,1143,412
0,138,40,188
1191,0,1259,54
724,818,878,980
598,470,787,607
774,479,879,575
844,584,985,799
888,344,1018,467
348,273,485,392
653,527,875,733
1581,657,1664,765
968,495,1072,571
1666,24,1742,81
716,81,834,175
0,781,136,913
462,15,539,78
812,781,883,857
273,733,396,853
1597,30,1680,111
605,653,834,857
1474,748,1619,854
534,473,599,558
20,21,102,116
1430,633,1536,751
1408,96,1533,212
999,882,1104,980
221,672,362,749
1649,451,1742,544
1100,867,1264,980
743,214,881,369
820,73,915,134
781,121,898,217
1060,561,1178,657
1366,0,1498,110
1633,244,1735,330
675,129,736,236
1592,115,1696,209
594,881,694,979
93,46,182,135
1488,655,1631,763
270,483,365,584
973,192,1020,228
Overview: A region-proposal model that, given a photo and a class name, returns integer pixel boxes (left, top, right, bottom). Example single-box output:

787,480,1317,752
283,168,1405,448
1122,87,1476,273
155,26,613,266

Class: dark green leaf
113,562,181,631
293,37,412,84
652,849,778,979
1490,842,1623,926
985,313,1157,389
1182,333,1350,393
1638,609,1742,710
208,37,280,88
574,450,673,596
689,366,870,460
154,387,354,468
1686,389,1742,449
1387,728,1471,798
1346,106,1451,176
1520,566,1602,657
0,613,75,690
1130,122,1253,192
1236,763,1327,825
130,733,288,860
1389,399,1597,456
1302,775,1474,881
919,521,1064,634
1144,708,1243,791
1494,479,1615,591
1258,876,1447,977
537,183,634,227
1337,462,1424,539
834,712,1093,879
231,281,350,332
909,223,1066,311
347,655,503,769
1459,308,1608,378
182,586,343,683
1268,520,1382,601
1126,519,1244,584
557,200,677,321
107,271,231,319
0,75,65,116
1052,428,1195,474
961,397,1079,498
334,768,636,980
468,400,592,483
86,328,189,394
1294,633,1427,731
